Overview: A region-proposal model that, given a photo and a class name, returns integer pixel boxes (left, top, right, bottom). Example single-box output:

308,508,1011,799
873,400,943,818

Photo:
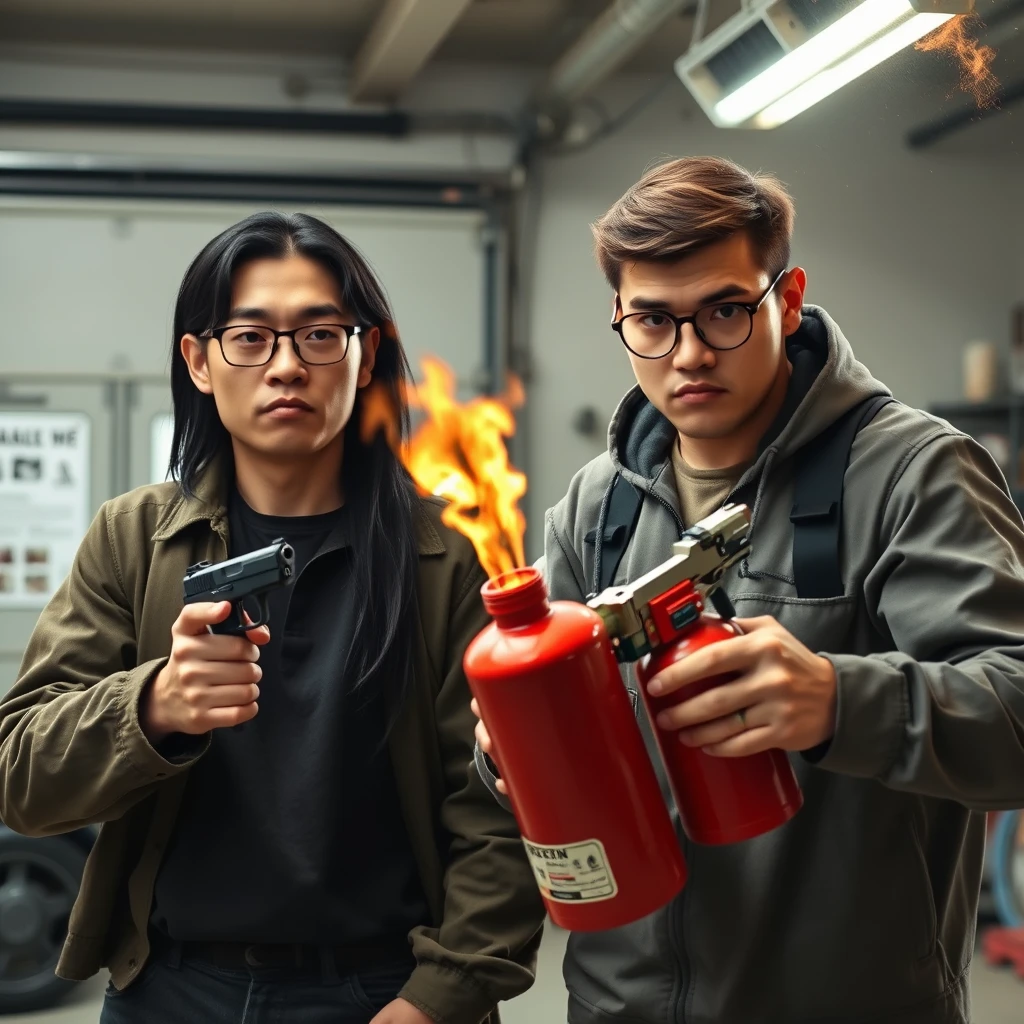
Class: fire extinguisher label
522,838,618,902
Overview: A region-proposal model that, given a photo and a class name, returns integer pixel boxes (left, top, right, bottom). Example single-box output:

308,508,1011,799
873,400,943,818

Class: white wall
523,61,1024,556
0,197,488,393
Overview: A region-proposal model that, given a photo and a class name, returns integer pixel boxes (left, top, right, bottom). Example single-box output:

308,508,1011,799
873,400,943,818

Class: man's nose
672,322,716,372
265,337,307,382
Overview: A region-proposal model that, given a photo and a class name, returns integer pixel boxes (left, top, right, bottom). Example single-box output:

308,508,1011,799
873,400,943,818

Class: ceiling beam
349,0,475,103
906,76,1024,149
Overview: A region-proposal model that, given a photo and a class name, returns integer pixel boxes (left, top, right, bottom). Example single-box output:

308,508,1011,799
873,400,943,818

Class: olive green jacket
0,468,545,1024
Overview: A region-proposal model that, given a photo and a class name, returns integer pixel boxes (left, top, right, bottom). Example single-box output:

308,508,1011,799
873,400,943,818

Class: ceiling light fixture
675,0,971,129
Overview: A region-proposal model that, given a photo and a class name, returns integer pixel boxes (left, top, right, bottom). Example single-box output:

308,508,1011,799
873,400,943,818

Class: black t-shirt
152,488,428,945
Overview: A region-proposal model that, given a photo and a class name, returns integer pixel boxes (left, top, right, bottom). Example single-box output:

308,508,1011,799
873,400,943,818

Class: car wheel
0,832,83,1013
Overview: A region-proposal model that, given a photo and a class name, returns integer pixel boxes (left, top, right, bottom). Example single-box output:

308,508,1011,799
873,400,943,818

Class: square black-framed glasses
202,323,364,367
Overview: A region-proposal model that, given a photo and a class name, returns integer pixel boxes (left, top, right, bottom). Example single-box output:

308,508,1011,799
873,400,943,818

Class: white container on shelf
963,340,1000,402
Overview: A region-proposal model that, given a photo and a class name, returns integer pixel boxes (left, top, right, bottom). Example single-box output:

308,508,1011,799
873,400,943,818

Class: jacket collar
152,458,446,556
151,459,228,543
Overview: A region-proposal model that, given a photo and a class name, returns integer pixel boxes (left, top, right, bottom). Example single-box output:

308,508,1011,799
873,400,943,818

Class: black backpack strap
790,395,893,599
588,472,644,595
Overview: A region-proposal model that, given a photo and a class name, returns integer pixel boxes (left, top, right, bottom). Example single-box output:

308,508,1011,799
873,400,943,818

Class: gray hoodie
478,307,1024,1023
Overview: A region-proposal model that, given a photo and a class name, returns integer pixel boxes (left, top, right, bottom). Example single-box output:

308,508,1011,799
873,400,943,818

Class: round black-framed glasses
202,323,364,367
612,270,787,359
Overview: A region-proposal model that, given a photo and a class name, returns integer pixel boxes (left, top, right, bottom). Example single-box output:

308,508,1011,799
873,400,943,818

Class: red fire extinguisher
588,505,803,845
632,583,803,844
464,567,687,932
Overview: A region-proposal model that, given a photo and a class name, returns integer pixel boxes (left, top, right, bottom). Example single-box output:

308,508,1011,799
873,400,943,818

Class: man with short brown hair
476,155,1024,1023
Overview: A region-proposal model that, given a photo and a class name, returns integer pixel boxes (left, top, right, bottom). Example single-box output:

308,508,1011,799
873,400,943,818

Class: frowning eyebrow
627,283,754,311
226,303,347,322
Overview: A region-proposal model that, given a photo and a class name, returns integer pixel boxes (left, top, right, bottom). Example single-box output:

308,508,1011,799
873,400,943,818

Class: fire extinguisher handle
708,587,737,621
474,741,504,783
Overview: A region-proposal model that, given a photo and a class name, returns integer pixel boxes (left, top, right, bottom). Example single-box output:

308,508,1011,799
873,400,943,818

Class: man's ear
180,335,214,394
356,326,381,390
780,268,807,338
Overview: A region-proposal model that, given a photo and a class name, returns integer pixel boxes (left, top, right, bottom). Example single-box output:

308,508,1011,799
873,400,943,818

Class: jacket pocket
731,592,860,657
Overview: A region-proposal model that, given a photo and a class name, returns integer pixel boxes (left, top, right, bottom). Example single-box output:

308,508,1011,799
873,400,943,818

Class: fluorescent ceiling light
673,0,970,129
754,10,952,127
714,0,926,126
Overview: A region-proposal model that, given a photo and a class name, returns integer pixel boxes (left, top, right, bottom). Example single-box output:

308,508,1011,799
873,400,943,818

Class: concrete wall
523,63,1023,554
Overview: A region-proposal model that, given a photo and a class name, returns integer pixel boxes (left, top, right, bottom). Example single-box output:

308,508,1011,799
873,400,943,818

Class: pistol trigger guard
242,594,271,632
226,596,270,635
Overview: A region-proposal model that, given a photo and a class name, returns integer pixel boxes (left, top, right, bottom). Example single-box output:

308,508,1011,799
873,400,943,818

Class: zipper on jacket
645,485,685,538
637,483,692,1022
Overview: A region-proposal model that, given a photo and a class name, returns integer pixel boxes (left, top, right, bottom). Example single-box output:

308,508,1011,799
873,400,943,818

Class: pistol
182,538,295,636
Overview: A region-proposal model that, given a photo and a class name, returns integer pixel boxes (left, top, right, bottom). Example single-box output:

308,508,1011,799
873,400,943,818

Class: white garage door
0,195,492,692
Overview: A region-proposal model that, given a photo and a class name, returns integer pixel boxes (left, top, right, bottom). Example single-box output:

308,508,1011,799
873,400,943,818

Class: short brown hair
592,156,795,289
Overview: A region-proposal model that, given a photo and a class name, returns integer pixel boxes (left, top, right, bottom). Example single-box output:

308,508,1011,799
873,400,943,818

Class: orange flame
361,357,528,580
359,380,404,457
916,14,999,109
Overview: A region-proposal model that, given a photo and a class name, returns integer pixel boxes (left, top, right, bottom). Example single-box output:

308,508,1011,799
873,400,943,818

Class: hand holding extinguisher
588,505,803,846
644,615,840,758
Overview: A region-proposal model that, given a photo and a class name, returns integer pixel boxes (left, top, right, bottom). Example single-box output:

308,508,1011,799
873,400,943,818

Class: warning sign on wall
0,413,91,609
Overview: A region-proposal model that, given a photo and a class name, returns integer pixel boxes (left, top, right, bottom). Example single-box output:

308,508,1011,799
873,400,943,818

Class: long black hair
169,211,419,720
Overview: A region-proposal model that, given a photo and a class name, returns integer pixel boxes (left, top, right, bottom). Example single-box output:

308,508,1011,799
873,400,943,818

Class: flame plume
361,356,528,580
916,14,999,109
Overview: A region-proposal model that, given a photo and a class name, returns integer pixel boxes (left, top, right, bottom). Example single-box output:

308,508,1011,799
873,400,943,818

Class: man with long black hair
0,212,545,1023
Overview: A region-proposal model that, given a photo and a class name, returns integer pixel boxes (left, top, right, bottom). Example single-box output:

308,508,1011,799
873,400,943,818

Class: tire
991,809,1024,928
0,831,84,1013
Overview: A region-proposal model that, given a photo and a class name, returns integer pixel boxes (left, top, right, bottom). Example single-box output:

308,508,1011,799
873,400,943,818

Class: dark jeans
99,942,415,1024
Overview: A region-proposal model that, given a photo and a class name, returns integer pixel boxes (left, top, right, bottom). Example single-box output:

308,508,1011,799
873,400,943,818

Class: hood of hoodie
608,305,891,492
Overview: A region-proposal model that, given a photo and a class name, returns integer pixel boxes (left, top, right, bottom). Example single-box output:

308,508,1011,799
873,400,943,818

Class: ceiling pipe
0,98,410,136
906,76,1024,147
0,97,518,139
531,0,692,133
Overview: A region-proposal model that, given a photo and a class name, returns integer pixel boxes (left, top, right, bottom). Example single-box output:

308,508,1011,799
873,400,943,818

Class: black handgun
182,538,295,636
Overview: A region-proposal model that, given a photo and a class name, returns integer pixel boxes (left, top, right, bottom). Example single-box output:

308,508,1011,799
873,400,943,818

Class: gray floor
7,924,1021,1023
